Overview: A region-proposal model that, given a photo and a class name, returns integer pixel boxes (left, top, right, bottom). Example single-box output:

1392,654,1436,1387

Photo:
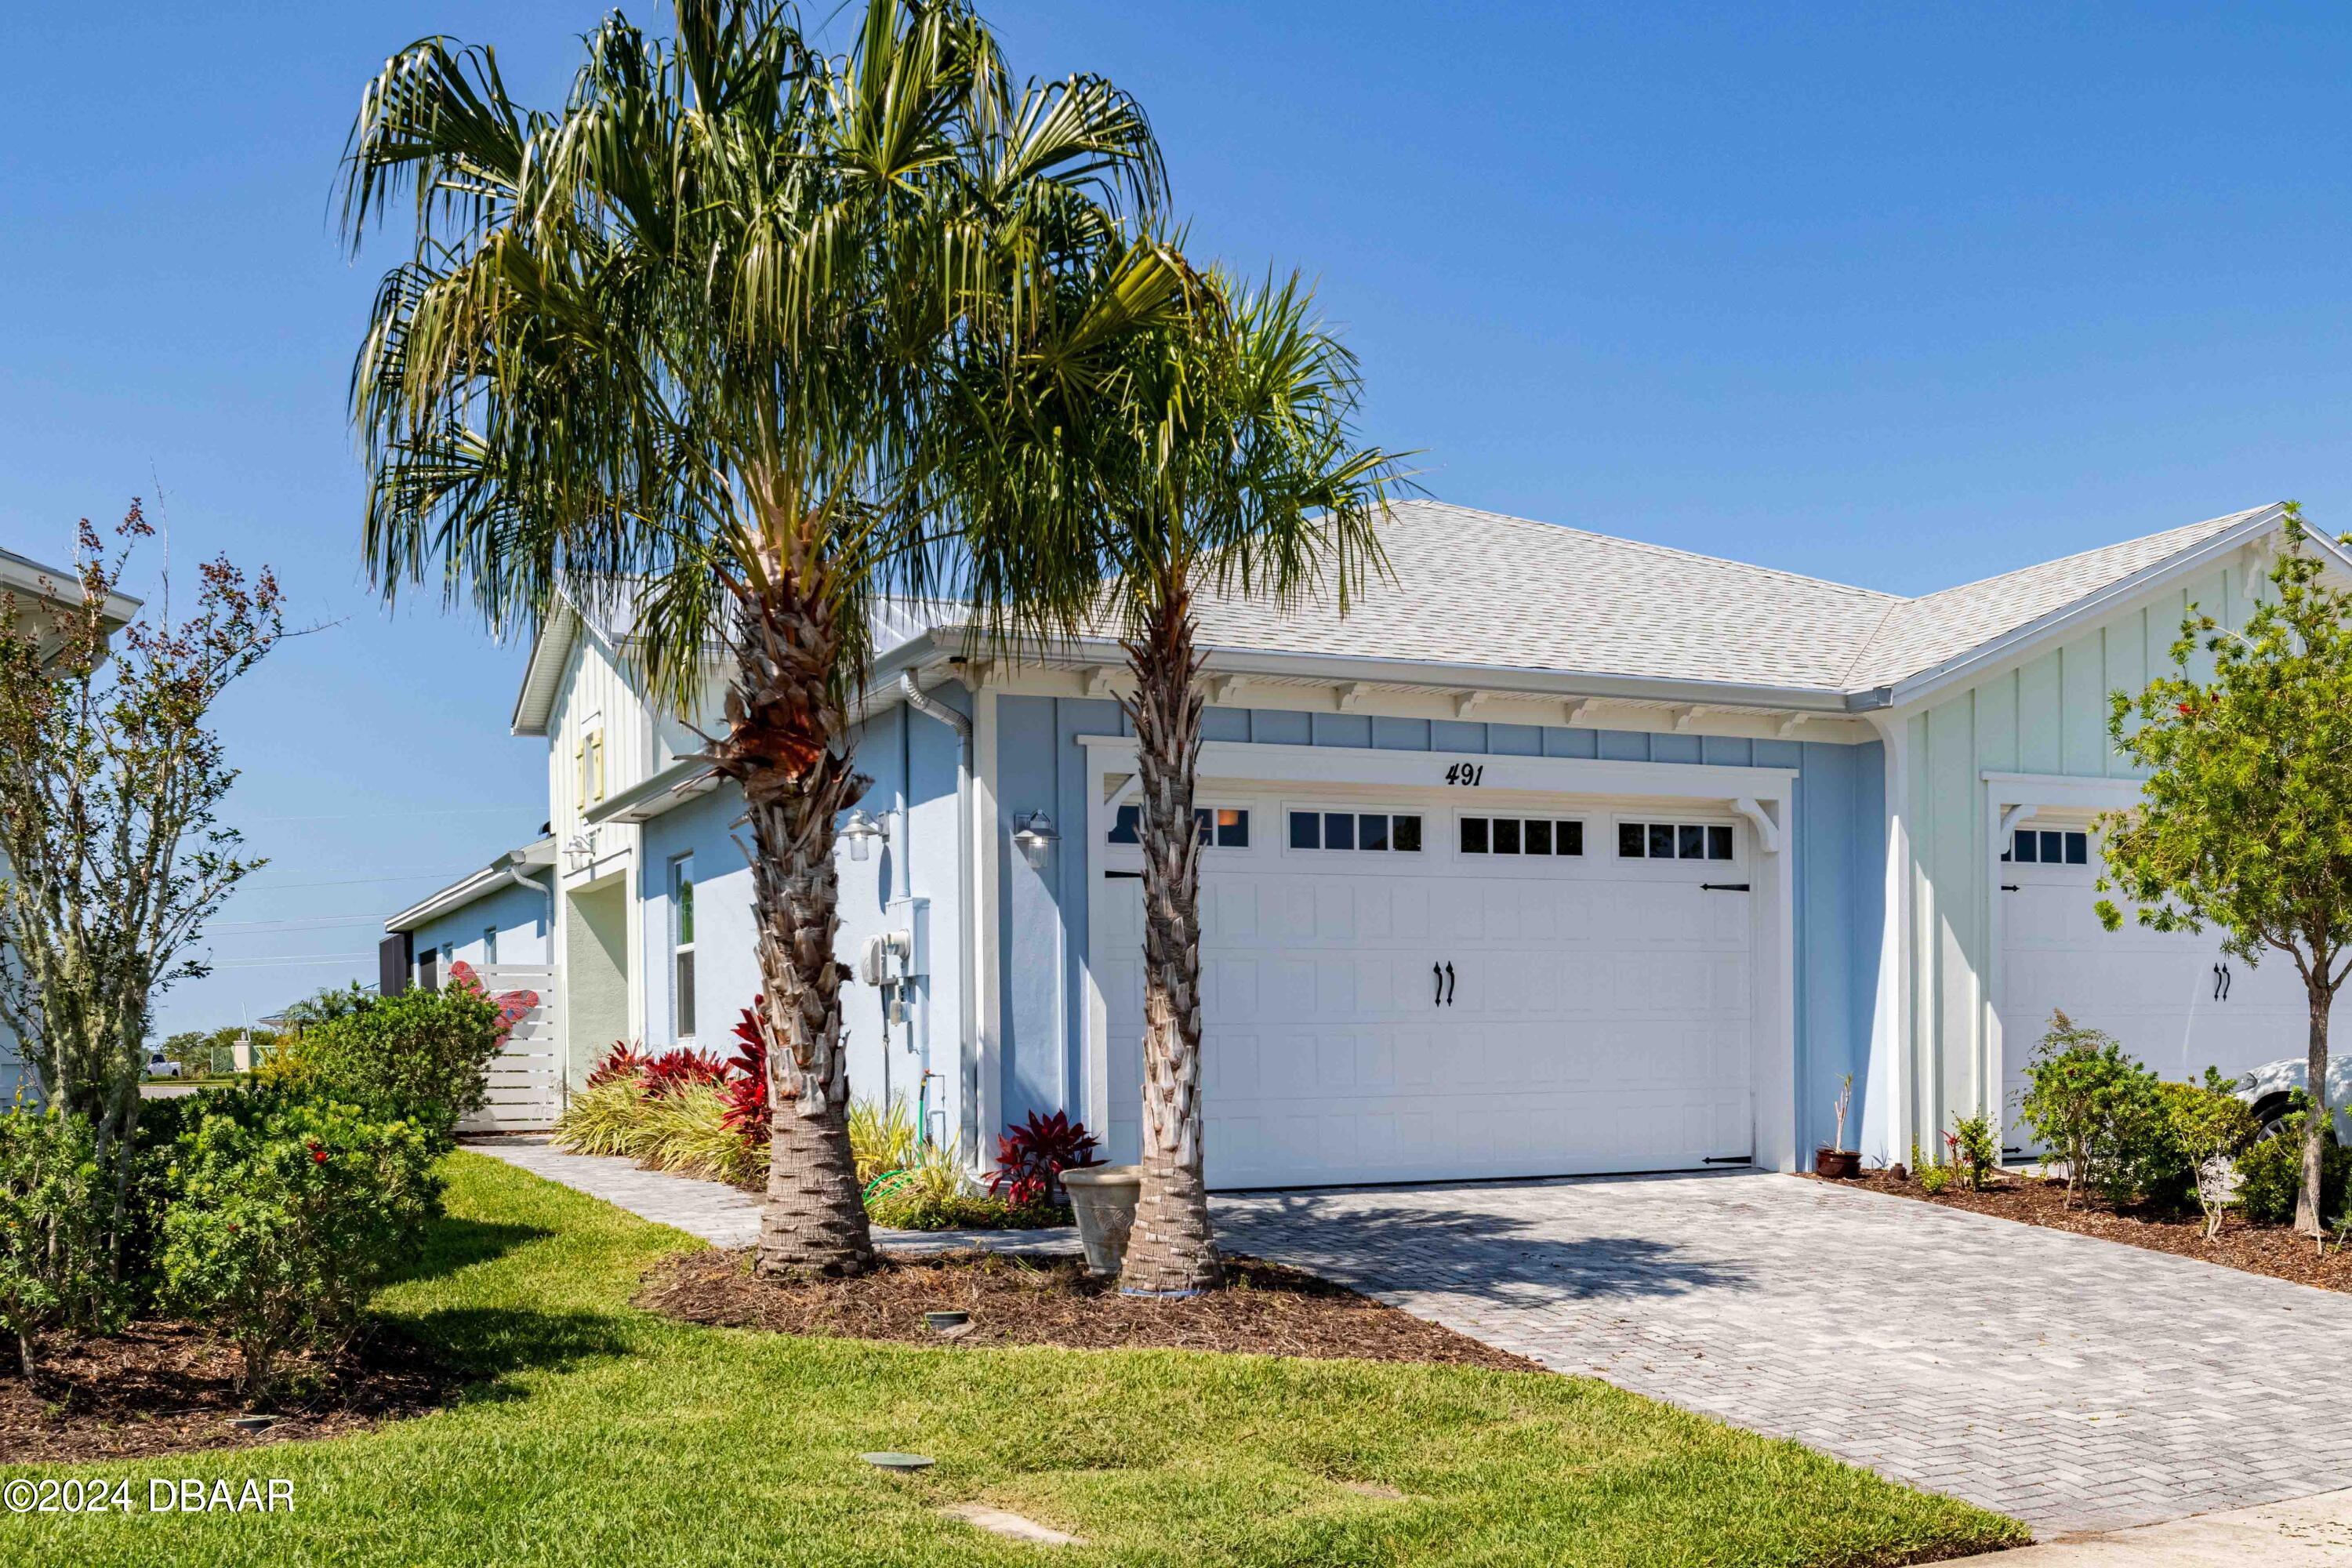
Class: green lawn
0,1153,2026,1566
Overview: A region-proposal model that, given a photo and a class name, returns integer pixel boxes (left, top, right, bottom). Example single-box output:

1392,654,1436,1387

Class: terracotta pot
1059,1164,1142,1277
1814,1147,1861,1180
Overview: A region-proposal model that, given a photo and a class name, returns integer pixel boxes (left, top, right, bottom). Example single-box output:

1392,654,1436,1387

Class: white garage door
1998,823,2336,1151
1095,789,1757,1189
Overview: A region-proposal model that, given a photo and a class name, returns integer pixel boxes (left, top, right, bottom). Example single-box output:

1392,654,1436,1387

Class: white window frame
1281,802,1429,856
1452,811,1588,861
1103,797,1254,851
1611,814,1741,865
669,853,696,1042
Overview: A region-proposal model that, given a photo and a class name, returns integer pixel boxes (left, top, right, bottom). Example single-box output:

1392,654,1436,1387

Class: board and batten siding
992,693,1884,1171
547,631,658,845
1892,557,2263,1163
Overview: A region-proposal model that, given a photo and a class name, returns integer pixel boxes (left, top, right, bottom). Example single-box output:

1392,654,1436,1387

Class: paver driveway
1213,1171,2352,1534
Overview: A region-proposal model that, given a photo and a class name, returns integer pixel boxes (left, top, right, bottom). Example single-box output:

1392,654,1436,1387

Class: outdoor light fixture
563,829,597,871
1011,811,1059,869
840,808,887,862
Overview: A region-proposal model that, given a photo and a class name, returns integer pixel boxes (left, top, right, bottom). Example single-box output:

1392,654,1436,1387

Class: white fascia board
1978,770,2144,812
586,757,720,826
1882,504,2288,711
384,840,557,933
0,548,143,625
1079,733,1795,804
509,606,580,738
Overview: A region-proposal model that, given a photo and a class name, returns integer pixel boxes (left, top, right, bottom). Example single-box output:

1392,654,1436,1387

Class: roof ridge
1893,506,2273,609
1388,498,1900,605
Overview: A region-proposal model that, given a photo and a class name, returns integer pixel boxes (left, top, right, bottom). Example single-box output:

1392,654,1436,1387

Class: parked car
144,1051,182,1080
2236,1056,2352,1141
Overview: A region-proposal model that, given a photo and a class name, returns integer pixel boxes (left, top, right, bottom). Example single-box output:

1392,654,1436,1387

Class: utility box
884,897,930,980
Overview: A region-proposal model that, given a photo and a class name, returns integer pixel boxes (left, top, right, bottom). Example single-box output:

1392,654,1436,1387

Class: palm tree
952,266,1405,1294
341,0,1166,1277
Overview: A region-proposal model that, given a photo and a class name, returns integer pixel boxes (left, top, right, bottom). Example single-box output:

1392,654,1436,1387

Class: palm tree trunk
714,563,877,1279
1117,588,1221,1296
2297,973,2332,1238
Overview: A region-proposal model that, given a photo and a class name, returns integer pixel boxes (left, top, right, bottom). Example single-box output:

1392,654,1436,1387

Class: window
2005,829,2089,866
416,944,441,993
1459,816,1583,856
1617,820,1735,861
483,925,499,967
1291,810,1424,852
1109,804,1249,847
670,855,696,1040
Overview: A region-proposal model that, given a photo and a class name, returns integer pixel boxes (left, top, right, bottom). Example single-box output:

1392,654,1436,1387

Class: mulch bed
637,1248,1544,1371
1820,1168,2352,1294
0,1322,452,1465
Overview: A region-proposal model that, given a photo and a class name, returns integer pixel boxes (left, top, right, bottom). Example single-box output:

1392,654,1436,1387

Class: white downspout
901,669,975,1157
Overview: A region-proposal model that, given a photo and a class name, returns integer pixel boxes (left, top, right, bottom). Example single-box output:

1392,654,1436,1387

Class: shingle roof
1836,506,2274,689
1167,499,2283,699
1180,500,1900,692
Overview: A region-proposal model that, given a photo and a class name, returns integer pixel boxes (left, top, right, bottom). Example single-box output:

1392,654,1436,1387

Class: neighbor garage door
1998,822,2342,1152
1095,788,1757,1189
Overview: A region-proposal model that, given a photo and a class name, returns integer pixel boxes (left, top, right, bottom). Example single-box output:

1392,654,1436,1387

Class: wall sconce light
1011,811,1059,869
563,829,597,871
839,808,888,862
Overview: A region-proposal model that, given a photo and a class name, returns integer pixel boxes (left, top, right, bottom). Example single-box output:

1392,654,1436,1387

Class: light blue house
387,499,2346,1178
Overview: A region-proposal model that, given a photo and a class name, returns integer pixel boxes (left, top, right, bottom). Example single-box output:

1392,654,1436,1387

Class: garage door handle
2000,883,2020,892
1444,961,1456,1006
1700,882,1750,892
1433,962,1443,1007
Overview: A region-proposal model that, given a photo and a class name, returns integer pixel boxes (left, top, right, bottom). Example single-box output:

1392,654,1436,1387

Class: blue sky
4,2,2348,1036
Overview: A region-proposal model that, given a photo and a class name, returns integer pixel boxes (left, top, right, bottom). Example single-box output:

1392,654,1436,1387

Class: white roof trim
1882,504,2288,710
384,838,556,933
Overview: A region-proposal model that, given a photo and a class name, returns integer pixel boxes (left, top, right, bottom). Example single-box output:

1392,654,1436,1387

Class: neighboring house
387,498,2343,1182
0,545,143,1102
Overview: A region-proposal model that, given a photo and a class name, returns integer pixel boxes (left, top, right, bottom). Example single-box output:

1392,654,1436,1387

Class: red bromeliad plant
988,1111,1102,1207
641,1049,727,1096
586,1041,649,1090
720,1001,770,1151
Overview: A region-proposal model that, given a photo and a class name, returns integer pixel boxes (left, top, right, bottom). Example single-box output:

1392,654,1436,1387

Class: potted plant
1815,1073,1861,1179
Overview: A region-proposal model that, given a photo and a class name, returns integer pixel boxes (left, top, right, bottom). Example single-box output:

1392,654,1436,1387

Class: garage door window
2005,828,2087,865
1459,816,1584,856
1108,804,1249,848
1616,821,1733,860
1290,810,1423,852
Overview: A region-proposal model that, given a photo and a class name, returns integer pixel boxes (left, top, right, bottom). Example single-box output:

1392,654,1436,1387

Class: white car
144,1052,182,1080
2237,1056,2352,1142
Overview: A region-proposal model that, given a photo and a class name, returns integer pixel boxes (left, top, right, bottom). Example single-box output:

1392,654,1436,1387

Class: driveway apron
1214,1171,2352,1534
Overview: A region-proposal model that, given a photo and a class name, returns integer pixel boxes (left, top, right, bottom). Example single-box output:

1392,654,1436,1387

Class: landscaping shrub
2161,1076,2260,1236
554,1038,766,1187
157,1095,437,1402
848,1096,920,1187
1944,1112,1998,1191
2018,1013,2171,1206
0,1105,129,1377
719,1003,768,1150
989,1109,1102,1206
867,1187,1069,1231
299,983,505,1155
2235,1103,2352,1227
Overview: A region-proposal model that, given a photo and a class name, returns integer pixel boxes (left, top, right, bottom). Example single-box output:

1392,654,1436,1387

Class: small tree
0,506,282,1231
2100,505,2352,1236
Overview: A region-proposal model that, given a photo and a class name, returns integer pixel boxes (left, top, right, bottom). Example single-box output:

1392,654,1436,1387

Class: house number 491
1443,763,1485,787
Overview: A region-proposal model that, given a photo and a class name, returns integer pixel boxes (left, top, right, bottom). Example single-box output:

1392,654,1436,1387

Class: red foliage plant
719,1001,770,1149
641,1049,727,1095
586,1040,650,1089
989,1110,1102,1207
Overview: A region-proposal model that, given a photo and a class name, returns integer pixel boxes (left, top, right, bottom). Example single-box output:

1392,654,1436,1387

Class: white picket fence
461,964,563,1133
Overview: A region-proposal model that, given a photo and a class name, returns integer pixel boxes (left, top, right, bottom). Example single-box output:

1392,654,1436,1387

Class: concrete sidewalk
1951,1486,2352,1563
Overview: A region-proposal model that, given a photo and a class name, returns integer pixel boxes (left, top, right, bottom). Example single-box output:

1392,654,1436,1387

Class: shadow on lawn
392,1306,637,1392
390,1218,556,1287
1216,1188,1748,1304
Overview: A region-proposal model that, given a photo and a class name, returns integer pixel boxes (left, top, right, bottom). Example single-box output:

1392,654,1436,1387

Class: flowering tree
0,505,282,1216
2100,505,2352,1236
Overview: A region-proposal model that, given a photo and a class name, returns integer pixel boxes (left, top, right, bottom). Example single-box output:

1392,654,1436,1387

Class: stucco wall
406,877,554,978
992,694,1885,1164
1889,554,2264,1160
633,683,971,1145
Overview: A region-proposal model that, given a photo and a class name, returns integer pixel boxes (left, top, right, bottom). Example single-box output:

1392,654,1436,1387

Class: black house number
1443,763,1485,787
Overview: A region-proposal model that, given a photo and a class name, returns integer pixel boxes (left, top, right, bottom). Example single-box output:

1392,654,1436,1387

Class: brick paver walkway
466,1136,1080,1258
1213,1171,2352,1534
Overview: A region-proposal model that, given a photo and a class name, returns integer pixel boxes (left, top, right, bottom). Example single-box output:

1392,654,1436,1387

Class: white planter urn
1059,1164,1143,1278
